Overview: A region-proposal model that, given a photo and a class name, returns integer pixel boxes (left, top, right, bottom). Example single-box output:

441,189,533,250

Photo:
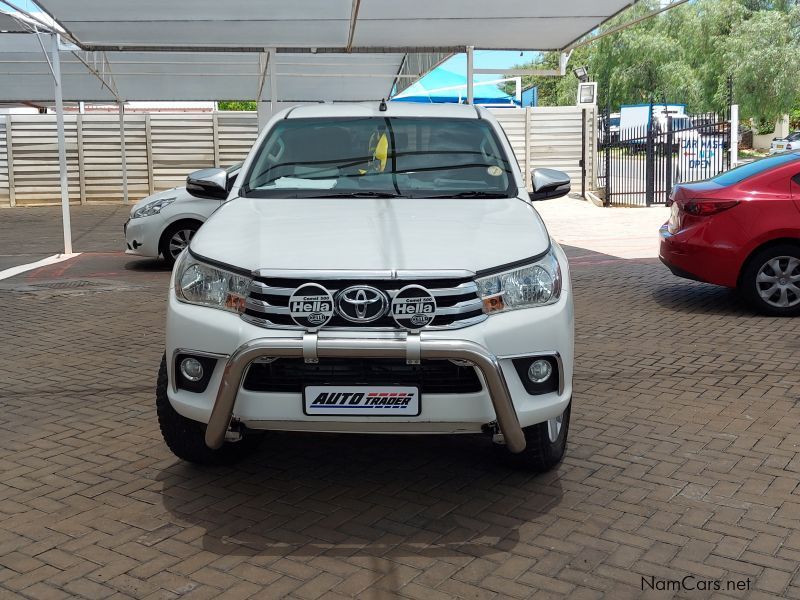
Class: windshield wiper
304,191,405,198
426,191,510,199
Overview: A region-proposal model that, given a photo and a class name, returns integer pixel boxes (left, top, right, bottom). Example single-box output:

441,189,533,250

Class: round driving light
527,359,552,383
180,357,204,382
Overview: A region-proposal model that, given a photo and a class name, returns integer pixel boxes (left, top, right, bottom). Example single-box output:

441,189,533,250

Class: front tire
160,221,201,267
156,355,261,464
495,401,571,471
739,243,800,317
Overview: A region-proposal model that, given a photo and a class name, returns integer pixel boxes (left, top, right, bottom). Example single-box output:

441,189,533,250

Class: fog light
527,359,552,383
180,357,204,382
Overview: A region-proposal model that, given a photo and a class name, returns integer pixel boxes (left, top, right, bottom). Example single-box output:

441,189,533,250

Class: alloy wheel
168,229,196,259
756,256,800,308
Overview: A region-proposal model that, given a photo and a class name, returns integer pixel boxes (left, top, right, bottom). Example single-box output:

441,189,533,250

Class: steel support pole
645,103,655,207
666,116,673,198
118,101,129,204
581,108,587,198
51,33,72,254
730,104,739,169
269,47,278,115
466,46,474,105
603,106,611,206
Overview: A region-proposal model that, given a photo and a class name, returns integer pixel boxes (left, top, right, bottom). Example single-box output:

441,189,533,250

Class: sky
5,0,39,12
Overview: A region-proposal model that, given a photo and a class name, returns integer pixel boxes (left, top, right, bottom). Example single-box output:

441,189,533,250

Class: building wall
752,116,790,151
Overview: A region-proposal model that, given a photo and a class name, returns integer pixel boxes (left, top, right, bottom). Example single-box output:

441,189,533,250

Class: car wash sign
677,135,726,182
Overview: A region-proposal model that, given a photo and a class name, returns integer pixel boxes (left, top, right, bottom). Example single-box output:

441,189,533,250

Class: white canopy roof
0,33,415,101
0,11,27,32
36,0,633,52
0,0,637,103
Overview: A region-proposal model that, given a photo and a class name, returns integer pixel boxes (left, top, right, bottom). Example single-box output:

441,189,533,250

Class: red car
660,152,800,316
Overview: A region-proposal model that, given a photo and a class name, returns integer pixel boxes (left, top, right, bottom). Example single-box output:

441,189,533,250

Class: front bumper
124,216,161,258
205,334,530,453
167,294,573,455
166,244,574,456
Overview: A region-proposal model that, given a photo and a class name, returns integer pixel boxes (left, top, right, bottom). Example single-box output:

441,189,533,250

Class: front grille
242,274,487,330
243,358,483,394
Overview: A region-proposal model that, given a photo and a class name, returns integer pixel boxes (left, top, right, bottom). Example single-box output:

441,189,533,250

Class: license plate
777,145,785,150
303,386,420,416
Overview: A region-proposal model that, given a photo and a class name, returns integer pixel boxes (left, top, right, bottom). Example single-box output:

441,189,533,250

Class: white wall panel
0,109,597,206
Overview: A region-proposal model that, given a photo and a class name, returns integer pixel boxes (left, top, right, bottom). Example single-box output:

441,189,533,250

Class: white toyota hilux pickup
159,102,574,471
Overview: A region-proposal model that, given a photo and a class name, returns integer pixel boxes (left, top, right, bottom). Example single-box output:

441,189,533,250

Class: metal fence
0,107,596,207
0,112,259,206
598,108,731,206
492,106,596,193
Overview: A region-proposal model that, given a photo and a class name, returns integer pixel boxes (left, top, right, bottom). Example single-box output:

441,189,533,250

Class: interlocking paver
1,203,800,598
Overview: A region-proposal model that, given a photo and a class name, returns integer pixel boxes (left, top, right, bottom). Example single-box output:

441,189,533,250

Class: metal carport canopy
12,0,638,103
2,0,642,104
0,11,28,31
0,34,414,102
37,0,633,52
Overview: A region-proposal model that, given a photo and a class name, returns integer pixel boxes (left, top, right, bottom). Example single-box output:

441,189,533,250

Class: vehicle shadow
650,280,751,316
124,257,173,273
157,431,564,567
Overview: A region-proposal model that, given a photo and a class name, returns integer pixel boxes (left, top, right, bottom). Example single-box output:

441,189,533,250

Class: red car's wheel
740,243,800,317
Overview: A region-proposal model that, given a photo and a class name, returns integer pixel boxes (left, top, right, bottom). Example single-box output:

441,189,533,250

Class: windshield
240,117,516,199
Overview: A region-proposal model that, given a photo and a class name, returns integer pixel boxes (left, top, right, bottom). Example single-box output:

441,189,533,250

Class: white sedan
770,132,800,155
124,163,241,265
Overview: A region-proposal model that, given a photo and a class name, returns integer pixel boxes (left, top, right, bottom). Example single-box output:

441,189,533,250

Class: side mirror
186,167,229,200
530,168,571,201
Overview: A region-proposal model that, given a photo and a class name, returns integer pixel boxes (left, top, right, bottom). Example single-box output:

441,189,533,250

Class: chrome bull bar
204,334,527,453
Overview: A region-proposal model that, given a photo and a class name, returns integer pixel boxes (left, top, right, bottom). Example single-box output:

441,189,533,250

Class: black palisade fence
598,103,731,206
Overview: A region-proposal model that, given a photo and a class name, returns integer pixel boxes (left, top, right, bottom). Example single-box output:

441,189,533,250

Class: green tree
217,101,257,111
505,0,800,126
723,8,800,124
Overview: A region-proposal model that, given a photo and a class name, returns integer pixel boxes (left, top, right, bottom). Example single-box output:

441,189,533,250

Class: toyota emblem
336,285,389,323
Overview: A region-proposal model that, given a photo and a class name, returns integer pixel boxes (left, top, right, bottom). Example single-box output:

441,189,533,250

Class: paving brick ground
0,205,130,271
1,203,800,599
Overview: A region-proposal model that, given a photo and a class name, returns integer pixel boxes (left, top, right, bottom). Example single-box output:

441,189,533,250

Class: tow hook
482,420,505,445
224,419,243,443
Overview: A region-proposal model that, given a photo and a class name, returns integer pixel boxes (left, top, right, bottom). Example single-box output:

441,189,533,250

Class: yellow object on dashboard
360,130,389,175
374,133,388,172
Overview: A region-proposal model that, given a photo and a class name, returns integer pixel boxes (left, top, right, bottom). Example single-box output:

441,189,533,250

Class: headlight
174,254,251,313
132,197,176,219
476,248,562,313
